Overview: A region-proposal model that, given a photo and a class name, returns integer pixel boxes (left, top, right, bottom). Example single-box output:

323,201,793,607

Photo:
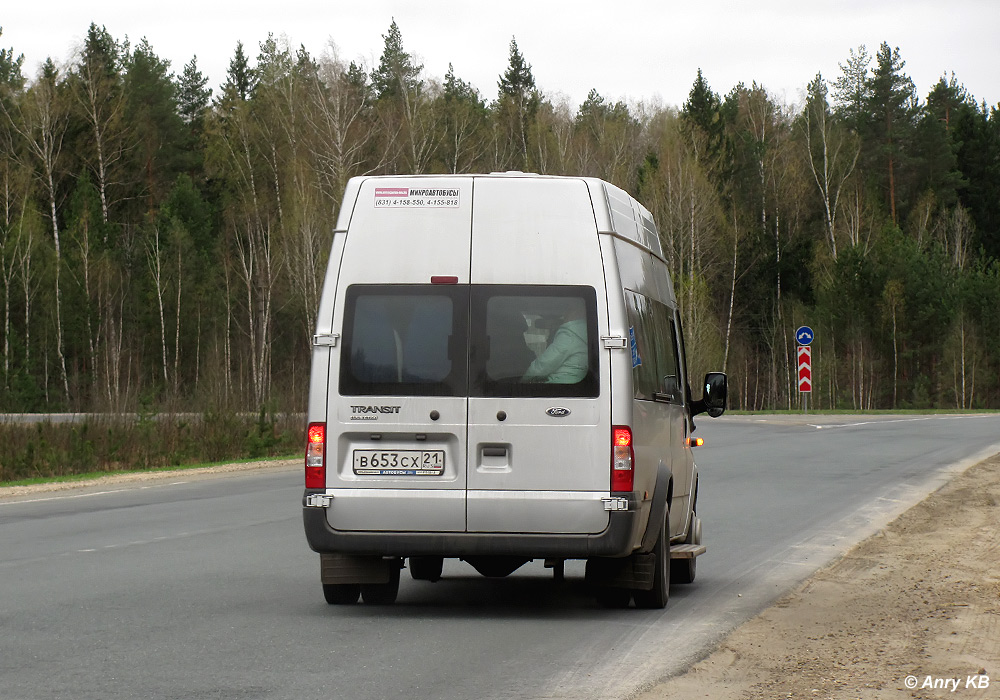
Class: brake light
305,422,326,488
611,426,634,492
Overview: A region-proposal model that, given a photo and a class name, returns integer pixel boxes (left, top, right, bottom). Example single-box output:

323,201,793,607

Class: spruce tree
124,39,187,211
177,56,212,126
681,69,724,158
220,41,256,102
495,37,538,170
497,38,534,98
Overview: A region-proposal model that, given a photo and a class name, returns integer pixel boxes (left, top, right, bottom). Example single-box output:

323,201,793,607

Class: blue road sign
795,326,814,345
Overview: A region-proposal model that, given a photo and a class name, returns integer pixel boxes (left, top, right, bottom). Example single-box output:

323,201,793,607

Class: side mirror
692,372,727,418
703,372,727,417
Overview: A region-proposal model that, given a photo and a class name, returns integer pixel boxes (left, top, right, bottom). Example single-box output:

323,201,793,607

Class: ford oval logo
546,407,571,418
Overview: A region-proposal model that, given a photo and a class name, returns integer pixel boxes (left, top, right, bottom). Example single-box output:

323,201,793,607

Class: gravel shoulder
639,452,1000,700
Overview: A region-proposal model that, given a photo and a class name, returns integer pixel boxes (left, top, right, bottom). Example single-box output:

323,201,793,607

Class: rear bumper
302,490,638,559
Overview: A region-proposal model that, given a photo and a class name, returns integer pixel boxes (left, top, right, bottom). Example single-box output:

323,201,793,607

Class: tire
361,561,401,605
633,511,669,609
409,556,444,582
671,512,701,584
322,583,360,605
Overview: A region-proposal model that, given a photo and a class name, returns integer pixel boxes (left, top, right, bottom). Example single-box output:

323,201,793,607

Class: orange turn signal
686,437,704,447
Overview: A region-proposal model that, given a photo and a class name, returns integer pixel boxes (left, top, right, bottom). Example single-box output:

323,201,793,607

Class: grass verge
0,410,303,485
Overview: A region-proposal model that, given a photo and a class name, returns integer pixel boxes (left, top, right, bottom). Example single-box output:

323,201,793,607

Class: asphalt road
2,414,999,700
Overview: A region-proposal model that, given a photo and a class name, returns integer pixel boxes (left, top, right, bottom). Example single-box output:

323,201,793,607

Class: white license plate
353,450,445,476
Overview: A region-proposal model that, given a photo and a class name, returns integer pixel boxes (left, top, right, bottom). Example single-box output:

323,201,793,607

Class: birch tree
71,24,129,226
2,60,71,400
801,73,860,259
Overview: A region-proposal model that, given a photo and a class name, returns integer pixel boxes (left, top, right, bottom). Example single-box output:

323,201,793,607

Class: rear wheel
322,583,361,605
633,512,669,609
361,559,402,605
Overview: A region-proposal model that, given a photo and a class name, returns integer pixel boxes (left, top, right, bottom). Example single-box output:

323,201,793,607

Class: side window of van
339,285,467,396
625,290,683,402
652,312,683,404
624,291,660,400
474,285,599,398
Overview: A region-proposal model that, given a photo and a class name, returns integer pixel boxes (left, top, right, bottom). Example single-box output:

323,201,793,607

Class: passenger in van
489,310,537,380
522,306,588,384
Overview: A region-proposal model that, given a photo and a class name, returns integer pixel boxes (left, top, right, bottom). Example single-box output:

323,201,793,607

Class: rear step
669,544,706,559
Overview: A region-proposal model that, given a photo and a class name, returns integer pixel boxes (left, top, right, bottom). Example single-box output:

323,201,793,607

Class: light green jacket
523,319,588,384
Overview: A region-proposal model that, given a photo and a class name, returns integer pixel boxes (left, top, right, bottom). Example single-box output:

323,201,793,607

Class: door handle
482,446,508,457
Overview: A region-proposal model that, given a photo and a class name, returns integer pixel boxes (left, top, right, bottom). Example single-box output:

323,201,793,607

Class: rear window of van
339,285,599,398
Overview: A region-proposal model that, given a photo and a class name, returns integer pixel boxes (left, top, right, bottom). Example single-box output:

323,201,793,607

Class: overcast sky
3,0,998,111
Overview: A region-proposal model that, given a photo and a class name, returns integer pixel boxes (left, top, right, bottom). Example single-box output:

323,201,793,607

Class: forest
2,20,999,415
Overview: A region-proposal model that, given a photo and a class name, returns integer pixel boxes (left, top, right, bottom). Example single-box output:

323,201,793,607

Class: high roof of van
336,173,666,262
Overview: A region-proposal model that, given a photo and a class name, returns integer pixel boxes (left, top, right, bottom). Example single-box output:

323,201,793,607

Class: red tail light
305,422,326,488
611,426,634,492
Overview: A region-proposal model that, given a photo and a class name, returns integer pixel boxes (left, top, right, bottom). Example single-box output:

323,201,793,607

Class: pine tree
867,42,919,224
371,19,422,101
444,63,482,106
0,27,25,92
832,45,872,133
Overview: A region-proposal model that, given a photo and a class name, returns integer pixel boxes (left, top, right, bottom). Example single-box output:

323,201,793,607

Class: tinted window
475,286,598,398
339,284,599,398
625,290,681,402
340,285,467,396
624,291,660,399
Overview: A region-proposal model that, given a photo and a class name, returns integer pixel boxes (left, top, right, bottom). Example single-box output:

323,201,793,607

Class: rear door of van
325,178,472,533
466,177,612,535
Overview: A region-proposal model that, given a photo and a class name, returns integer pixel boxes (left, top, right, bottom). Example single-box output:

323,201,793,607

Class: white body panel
306,173,700,557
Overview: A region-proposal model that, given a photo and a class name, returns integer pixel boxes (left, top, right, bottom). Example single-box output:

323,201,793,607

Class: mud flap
585,552,655,591
639,461,672,553
321,553,396,585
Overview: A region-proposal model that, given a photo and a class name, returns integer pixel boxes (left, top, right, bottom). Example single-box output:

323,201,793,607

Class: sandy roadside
638,452,1000,700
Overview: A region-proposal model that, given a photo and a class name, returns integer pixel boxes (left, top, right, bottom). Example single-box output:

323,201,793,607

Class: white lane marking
809,415,996,430
1,489,130,505
1,479,194,506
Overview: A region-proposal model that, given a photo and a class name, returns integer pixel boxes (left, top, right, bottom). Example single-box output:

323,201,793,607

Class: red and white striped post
797,345,812,412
